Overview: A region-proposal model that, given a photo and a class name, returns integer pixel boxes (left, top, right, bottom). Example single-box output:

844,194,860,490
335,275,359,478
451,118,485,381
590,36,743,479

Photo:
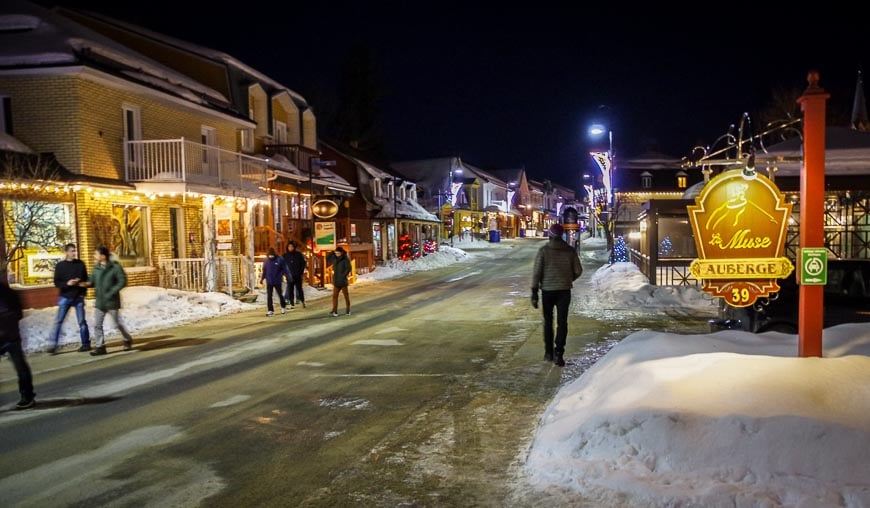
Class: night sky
39,1,870,189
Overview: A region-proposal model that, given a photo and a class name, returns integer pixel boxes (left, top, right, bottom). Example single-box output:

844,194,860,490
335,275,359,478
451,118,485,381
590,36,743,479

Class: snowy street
0,238,717,506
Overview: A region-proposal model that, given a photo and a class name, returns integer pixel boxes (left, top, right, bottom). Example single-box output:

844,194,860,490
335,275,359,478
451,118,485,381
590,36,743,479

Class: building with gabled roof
0,0,348,304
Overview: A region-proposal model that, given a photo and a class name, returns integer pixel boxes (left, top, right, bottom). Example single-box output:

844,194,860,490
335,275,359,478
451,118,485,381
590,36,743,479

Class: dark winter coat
261,255,290,286
327,253,352,287
532,236,583,292
282,250,307,280
54,259,88,299
92,260,127,311
0,283,23,343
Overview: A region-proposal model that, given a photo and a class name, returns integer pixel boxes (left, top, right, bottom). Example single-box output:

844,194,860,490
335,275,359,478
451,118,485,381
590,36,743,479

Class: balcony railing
125,138,267,190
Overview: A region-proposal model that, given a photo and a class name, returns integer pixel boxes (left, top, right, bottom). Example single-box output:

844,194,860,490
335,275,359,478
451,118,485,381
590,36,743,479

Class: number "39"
730,287,750,304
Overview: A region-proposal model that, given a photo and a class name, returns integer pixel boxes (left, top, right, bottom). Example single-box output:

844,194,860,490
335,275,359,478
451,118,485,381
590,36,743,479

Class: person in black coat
326,246,352,316
48,243,91,354
260,248,290,316
0,281,36,409
282,241,307,309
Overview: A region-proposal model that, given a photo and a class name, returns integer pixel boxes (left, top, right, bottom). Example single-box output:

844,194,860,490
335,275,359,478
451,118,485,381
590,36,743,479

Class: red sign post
797,71,828,357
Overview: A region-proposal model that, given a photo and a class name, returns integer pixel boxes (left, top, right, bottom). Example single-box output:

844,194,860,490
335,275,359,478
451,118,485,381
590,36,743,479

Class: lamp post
589,120,615,261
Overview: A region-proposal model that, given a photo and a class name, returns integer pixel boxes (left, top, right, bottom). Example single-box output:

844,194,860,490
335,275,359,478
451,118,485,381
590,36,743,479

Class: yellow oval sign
312,199,339,219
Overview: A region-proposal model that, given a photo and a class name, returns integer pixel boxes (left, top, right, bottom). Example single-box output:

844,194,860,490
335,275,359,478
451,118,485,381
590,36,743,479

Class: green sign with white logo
799,248,827,285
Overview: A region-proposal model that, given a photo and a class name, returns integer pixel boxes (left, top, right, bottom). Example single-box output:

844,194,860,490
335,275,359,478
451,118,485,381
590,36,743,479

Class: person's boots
553,353,565,367
544,342,553,362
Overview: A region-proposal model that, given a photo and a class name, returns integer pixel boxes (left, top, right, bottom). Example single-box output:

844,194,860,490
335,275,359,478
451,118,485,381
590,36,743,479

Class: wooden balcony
125,139,267,191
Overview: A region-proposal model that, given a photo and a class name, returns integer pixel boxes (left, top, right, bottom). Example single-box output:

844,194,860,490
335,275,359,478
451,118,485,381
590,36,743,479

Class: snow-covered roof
0,131,33,153
0,1,229,108
352,156,394,180
372,195,439,222
63,8,309,107
757,127,870,176
392,157,459,186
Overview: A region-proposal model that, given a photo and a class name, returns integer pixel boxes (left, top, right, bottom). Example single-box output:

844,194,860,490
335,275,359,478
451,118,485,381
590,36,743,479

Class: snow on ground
16,239,488,353
524,325,870,507
13,235,866,507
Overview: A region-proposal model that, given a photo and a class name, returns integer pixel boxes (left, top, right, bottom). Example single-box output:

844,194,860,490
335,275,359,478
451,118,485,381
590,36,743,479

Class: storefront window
4,200,76,285
658,217,696,258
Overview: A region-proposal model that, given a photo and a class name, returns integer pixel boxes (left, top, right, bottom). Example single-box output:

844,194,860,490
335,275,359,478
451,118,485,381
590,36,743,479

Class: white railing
158,255,256,295
159,258,206,292
125,138,267,189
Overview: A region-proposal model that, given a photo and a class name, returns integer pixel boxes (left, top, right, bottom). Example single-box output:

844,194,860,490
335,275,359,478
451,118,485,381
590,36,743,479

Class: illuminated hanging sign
312,196,340,219
687,169,794,307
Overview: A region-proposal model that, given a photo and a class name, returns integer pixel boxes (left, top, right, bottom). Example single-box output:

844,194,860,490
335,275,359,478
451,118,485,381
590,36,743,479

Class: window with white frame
372,178,381,198
239,128,254,152
641,171,652,189
122,104,142,163
274,121,288,144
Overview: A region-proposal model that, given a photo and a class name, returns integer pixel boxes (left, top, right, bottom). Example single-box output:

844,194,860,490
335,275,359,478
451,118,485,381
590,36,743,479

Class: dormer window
372,178,381,198
676,170,687,189
641,171,652,189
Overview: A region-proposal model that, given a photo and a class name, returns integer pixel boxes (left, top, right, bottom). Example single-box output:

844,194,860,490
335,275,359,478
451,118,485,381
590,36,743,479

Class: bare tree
0,152,69,282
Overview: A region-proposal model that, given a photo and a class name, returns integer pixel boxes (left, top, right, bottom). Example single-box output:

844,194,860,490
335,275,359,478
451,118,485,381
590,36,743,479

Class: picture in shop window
112,204,150,267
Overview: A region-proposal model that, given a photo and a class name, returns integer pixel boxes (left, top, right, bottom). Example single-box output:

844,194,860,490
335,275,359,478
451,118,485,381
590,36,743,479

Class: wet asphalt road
0,239,715,507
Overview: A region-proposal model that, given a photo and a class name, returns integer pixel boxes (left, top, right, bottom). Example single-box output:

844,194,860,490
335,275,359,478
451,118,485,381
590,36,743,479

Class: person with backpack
0,281,36,409
84,246,133,355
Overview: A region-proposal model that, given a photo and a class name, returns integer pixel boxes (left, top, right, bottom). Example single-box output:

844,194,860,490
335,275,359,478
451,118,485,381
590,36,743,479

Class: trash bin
489,230,500,242
520,229,525,238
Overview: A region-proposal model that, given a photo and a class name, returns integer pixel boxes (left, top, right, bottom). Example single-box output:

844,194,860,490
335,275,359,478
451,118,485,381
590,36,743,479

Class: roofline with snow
0,65,256,128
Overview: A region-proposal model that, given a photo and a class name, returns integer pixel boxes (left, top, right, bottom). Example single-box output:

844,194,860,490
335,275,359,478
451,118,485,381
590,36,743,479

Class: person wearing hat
326,246,352,316
260,248,291,316
531,223,583,366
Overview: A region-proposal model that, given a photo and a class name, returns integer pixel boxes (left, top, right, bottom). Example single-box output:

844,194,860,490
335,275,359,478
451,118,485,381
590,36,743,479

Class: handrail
125,138,268,188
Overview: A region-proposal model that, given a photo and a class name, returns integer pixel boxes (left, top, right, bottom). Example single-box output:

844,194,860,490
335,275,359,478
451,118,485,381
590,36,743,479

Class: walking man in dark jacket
261,248,290,316
327,246,352,316
0,281,36,409
531,223,583,367
48,243,91,354
282,241,307,309
85,246,133,355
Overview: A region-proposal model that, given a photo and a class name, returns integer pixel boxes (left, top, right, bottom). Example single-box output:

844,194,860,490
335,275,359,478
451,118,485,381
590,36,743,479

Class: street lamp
588,118,615,260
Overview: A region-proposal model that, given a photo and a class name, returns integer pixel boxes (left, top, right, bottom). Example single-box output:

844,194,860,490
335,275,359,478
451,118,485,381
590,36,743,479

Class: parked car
711,259,870,333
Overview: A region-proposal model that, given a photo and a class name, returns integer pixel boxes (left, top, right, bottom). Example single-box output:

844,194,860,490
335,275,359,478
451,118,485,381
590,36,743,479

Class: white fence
158,255,257,295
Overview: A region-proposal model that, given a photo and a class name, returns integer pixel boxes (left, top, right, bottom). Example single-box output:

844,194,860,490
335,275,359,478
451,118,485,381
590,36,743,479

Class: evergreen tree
612,235,629,262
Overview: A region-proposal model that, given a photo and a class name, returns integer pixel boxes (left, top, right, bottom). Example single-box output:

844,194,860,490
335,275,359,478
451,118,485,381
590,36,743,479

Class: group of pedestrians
260,241,352,317
260,241,308,316
1,244,133,410
260,241,351,317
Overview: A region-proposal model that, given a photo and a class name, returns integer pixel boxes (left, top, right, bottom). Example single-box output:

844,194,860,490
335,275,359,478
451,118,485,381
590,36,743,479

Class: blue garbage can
489,230,500,242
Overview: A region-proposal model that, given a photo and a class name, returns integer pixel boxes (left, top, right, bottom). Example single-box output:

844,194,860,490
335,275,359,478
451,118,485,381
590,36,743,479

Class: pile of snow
524,324,870,506
19,287,257,352
577,261,718,314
